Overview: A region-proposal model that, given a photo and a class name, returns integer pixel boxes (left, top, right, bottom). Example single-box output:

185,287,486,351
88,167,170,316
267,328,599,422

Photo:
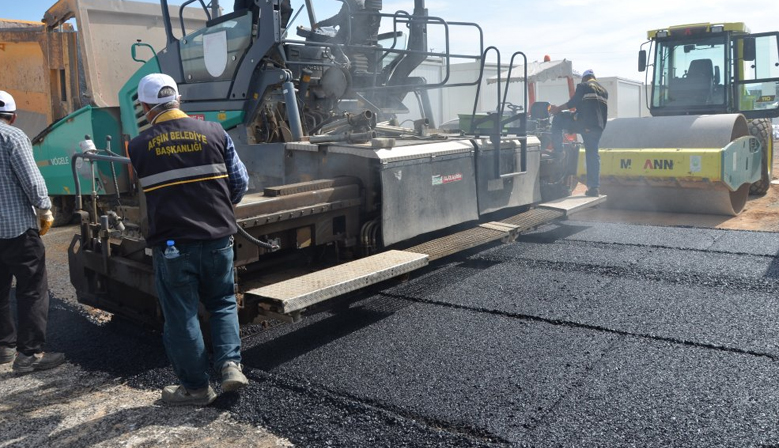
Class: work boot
161,385,217,406
221,361,249,392
585,187,600,197
12,352,65,374
0,346,15,364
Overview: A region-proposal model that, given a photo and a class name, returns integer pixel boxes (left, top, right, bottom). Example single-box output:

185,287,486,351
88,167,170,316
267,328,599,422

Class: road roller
577,23,779,215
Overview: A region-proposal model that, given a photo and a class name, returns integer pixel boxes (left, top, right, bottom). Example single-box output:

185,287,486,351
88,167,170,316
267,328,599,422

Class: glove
37,209,54,236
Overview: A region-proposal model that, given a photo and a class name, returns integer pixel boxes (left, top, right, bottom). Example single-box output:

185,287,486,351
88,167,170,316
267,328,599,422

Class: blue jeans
551,113,602,189
153,236,241,390
581,130,602,190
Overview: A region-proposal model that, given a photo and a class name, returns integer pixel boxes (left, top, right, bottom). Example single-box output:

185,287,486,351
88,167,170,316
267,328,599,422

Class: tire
50,196,75,227
540,181,567,202
540,143,579,202
749,118,773,195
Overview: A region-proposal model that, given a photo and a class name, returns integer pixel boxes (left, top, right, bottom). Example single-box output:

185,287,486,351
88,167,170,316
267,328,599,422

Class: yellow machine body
577,114,762,215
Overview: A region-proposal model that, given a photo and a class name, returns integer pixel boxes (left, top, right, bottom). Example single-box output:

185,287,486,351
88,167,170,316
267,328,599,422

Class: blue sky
6,0,779,81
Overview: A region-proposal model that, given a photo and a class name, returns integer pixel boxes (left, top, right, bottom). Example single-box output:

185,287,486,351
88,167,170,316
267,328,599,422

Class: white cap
0,90,16,113
582,69,595,78
137,73,179,105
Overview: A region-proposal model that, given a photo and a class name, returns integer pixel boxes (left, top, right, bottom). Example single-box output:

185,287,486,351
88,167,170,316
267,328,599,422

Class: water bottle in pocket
164,240,180,259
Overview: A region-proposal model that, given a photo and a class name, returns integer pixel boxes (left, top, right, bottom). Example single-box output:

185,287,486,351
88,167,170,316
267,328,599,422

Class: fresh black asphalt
38,219,779,446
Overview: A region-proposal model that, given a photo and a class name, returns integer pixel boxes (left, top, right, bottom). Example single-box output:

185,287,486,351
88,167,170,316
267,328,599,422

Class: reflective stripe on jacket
128,110,237,246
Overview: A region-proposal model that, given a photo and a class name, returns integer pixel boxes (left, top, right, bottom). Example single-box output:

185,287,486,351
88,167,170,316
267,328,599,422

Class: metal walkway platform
245,250,429,315
246,194,605,317
406,194,606,261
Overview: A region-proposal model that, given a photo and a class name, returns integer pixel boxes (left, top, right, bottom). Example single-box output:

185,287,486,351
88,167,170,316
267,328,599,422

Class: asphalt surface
15,219,779,447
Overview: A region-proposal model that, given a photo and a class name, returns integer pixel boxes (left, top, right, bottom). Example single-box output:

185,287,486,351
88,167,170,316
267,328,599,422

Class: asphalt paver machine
589,22,779,215
37,0,604,328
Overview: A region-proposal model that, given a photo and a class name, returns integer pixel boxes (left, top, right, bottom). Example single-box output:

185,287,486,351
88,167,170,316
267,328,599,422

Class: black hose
236,225,280,251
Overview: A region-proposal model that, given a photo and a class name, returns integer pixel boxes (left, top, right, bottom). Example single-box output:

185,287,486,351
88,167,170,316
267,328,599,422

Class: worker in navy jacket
128,73,249,406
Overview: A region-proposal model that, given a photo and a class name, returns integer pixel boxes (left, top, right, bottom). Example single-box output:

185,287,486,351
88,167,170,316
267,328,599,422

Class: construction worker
549,69,609,197
128,74,250,406
0,90,64,374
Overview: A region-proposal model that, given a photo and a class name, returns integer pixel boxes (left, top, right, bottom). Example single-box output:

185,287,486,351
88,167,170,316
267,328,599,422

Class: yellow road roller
578,23,779,215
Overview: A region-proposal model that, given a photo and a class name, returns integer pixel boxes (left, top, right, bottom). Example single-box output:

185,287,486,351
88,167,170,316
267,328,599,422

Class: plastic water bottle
164,240,180,259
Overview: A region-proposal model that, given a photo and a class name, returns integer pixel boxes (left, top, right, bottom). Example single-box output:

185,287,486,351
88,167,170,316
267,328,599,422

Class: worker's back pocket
159,253,196,287
207,236,235,281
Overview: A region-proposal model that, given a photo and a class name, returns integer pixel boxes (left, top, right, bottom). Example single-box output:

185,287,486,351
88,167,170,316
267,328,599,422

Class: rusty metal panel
54,0,208,107
0,23,52,137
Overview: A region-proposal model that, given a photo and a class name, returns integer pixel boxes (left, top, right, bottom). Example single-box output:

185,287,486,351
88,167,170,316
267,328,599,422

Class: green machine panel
33,106,130,196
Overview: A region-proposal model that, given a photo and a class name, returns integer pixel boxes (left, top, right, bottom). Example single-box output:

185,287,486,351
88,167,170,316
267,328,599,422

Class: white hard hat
137,73,179,105
0,90,16,112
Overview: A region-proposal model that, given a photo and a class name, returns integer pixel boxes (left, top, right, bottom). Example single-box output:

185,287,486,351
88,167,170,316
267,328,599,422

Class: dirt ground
571,139,779,232
0,225,292,447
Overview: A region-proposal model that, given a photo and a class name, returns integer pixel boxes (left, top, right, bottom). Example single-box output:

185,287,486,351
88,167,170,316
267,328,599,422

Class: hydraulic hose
236,225,280,251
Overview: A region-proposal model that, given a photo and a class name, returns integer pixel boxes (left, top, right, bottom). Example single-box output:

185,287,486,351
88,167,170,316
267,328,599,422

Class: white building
398,59,649,127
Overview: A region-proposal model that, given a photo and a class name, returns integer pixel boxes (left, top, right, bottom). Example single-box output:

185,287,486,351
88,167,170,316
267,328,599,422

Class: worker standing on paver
0,90,65,374
549,69,609,197
128,74,250,406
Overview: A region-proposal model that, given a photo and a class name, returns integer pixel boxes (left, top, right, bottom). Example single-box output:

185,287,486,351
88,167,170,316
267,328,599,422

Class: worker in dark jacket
128,73,249,406
550,69,609,197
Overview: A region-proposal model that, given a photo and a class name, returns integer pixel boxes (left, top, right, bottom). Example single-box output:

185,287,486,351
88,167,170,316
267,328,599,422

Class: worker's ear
9,113,16,125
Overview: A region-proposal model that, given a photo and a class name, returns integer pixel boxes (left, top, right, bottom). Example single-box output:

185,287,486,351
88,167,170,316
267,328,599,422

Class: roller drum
600,114,750,149
595,114,755,216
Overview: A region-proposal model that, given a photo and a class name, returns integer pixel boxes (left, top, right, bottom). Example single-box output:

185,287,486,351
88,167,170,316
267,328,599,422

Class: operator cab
639,23,779,119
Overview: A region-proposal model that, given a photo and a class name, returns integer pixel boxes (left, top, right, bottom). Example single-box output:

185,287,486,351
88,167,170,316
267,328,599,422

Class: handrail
179,0,211,37
131,42,156,63
468,46,500,136
285,11,485,93
71,152,131,212
468,47,529,180
498,51,529,178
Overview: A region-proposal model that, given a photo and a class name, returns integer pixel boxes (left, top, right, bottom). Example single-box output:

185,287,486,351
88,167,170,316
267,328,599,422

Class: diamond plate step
405,195,605,261
245,250,429,314
538,193,607,214
404,226,511,262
